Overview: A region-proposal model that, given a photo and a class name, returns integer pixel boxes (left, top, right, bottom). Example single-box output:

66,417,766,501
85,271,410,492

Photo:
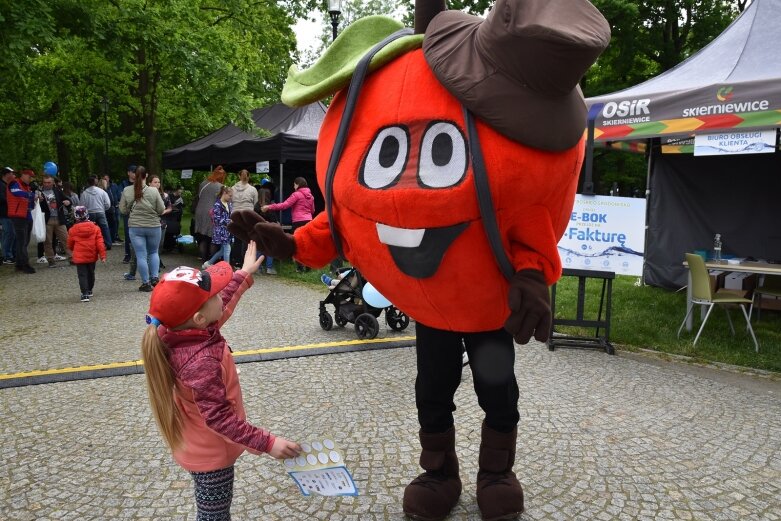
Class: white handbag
31,200,46,243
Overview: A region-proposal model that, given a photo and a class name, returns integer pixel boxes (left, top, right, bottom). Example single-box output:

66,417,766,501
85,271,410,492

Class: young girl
67,206,107,302
202,186,232,269
142,241,300,520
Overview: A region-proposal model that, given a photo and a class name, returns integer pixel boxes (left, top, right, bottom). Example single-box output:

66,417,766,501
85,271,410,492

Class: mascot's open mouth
376,222,468,278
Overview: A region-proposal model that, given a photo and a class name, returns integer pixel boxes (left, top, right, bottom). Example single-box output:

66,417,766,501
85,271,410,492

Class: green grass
550,275,781,372
278,269,781,373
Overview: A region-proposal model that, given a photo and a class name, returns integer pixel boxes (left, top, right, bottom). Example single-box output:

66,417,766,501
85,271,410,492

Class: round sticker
329,450,341,463
323,439,335,449
318,452,329,464
312,441,323,451
301,443,312,453
284,458,295,467
306,454,318,466
296,456,306,466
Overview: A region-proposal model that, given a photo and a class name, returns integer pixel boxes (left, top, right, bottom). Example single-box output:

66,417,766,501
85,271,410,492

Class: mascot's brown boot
476,422,525,521
403,427,462,521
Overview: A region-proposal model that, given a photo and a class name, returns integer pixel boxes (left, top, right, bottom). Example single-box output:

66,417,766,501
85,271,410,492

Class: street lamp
101,96,110,177
328,0,342,42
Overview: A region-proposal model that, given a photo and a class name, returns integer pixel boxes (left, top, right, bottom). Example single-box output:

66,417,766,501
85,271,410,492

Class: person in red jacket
67,206,107,302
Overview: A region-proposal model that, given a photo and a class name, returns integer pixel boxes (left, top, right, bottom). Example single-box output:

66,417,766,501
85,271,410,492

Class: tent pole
641,139,655,287
278,162,284,224
582,104,602,195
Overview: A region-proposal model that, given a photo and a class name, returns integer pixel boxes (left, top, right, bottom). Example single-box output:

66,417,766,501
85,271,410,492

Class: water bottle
713,234,722,261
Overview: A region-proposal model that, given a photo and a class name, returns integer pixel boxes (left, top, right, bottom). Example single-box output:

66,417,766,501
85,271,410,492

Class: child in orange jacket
67,206,107,302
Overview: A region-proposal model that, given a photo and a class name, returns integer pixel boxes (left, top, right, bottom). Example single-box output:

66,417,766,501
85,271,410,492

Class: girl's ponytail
141,325,183,451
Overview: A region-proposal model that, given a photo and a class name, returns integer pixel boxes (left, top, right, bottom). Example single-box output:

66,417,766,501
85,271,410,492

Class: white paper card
283,438,358,496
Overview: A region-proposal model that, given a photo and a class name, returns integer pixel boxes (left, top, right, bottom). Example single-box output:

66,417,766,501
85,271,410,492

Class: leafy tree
0,0,316,184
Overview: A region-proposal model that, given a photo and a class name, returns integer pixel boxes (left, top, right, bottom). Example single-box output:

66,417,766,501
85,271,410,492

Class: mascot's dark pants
404,322,525,521
415,322,519,433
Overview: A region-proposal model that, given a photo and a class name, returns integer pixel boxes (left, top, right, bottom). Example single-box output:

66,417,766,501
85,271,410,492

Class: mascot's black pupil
379,136,400,168
432,133,453,166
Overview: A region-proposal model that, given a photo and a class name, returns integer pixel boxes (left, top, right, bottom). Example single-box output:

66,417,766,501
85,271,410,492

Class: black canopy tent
585,0,781,289
162,102,327,216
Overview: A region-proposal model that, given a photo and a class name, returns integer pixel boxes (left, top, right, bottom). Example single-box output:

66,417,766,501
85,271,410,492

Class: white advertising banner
256,161,270,173
557,195,646,276
693,129,776,156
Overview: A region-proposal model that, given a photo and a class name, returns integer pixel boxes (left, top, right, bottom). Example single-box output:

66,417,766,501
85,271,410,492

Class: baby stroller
318,268,409,339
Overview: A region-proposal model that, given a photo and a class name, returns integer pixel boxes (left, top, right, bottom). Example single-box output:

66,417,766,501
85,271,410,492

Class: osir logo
601,99,651,119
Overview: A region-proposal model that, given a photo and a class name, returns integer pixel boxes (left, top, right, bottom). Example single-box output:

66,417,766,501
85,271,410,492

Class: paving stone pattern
1,246,781,520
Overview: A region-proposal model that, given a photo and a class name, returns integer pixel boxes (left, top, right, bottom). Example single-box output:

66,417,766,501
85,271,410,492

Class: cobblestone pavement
1,246,781,520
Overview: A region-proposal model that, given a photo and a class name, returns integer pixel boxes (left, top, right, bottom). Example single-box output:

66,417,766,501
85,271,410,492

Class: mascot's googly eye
360,125,410,189
418,121,468,189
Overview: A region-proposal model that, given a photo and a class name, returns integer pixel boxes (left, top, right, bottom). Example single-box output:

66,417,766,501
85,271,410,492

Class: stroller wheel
319,311,334,331
385,306,409,331
355,313,379,340
335,312,348,327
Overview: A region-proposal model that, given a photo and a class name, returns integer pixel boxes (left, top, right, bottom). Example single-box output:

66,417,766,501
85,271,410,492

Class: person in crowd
103,174,124,245
162,186,184,252
230,169,258,267
260,176,314,273
193,165,226,262
40,175,72,267
7,168,37,273
80,175,112,251
120,165,136,262
119,166,165,292
61,181,79,228
67,206,106,302
141,243,300,521
202,186,232,269
148,174,172,270
255,178,277,274
0,166,17,264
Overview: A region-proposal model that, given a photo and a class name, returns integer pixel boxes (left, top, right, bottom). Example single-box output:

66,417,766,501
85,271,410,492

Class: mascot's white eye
418,121,467,189
360,126,410,189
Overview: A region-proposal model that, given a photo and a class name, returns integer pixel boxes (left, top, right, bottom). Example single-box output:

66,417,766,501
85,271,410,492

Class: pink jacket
265,187,314,223
158,270,275,472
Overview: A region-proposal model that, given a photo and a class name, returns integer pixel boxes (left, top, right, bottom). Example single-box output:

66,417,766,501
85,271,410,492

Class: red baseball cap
147,261,233,328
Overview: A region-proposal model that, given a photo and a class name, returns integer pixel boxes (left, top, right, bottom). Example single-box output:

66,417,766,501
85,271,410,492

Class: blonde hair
141,325,183,451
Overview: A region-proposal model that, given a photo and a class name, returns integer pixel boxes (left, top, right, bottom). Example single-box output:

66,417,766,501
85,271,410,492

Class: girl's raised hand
268,437,302,459
241,240,265,274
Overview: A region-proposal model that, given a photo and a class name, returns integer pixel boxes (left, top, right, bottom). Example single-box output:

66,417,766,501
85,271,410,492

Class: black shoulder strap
464,108,514,281
325,28,414,259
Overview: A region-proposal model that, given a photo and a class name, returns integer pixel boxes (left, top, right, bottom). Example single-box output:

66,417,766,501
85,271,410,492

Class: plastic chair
678,253,759,351
749,274,781,321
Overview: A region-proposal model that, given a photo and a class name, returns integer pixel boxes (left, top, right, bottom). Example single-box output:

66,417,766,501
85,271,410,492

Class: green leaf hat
282,16,423,107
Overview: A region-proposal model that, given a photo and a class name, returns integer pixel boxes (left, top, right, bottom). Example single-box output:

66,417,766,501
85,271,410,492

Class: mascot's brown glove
228,210,296,260
504,269,552,344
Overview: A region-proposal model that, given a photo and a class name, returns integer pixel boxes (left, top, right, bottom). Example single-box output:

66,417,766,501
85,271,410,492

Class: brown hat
422,0,610,151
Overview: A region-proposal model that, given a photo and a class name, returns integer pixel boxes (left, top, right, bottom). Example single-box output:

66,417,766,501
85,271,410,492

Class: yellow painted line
0,336,416,381
233,336,416,357
0,360,142,380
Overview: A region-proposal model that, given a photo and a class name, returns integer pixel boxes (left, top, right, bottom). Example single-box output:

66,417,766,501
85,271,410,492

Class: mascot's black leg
464,329,524,520
403,323,463,521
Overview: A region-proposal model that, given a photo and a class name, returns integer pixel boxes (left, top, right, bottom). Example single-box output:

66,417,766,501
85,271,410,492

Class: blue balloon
363,282,391,309
43,161,58,176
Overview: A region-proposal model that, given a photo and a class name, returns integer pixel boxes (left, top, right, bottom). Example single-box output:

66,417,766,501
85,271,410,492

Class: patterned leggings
190,466,234,520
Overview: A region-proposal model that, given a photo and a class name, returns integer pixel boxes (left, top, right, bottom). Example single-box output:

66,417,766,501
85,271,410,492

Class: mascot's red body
294,50,583,332
231,1,609,519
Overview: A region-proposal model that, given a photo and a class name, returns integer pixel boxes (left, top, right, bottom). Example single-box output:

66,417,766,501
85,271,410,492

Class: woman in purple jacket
261,177,314,272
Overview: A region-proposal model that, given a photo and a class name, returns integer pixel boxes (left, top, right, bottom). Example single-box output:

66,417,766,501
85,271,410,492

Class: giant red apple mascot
231,1,609,518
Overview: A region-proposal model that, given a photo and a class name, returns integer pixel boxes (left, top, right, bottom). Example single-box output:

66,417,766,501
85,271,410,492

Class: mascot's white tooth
376,223,425,247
